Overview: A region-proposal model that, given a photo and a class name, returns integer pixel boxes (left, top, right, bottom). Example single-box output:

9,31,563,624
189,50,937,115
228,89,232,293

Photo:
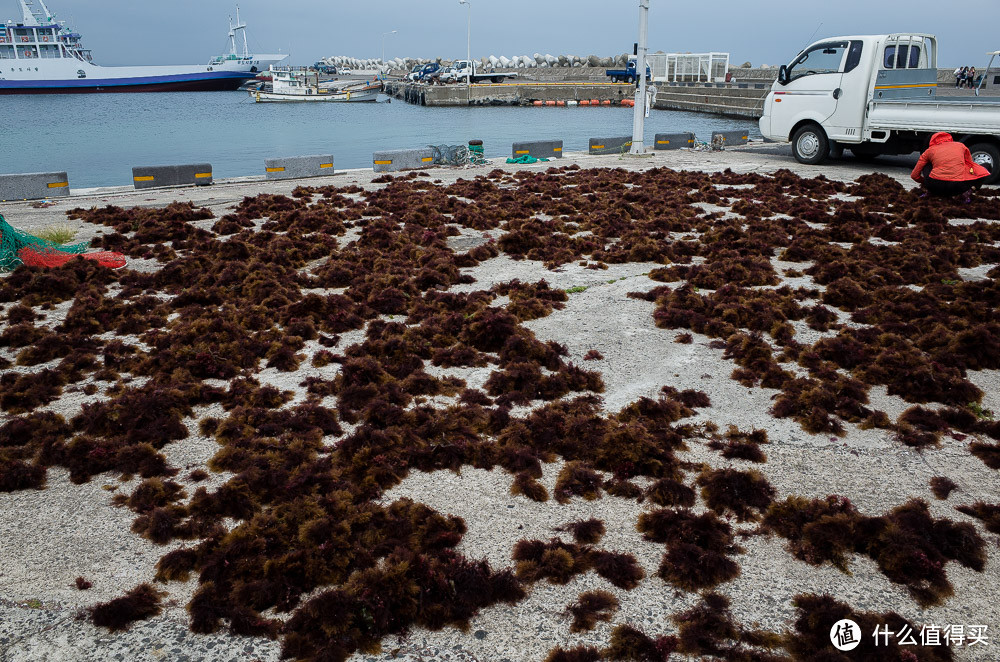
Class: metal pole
381,30,397,74
465,1,472,87
629,0,650,154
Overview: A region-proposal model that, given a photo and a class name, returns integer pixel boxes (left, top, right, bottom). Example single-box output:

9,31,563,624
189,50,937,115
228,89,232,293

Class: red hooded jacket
911,132,991,183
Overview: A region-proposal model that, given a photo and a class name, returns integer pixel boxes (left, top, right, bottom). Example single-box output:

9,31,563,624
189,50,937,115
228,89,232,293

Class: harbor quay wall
654,83,769,119
386,81,634,106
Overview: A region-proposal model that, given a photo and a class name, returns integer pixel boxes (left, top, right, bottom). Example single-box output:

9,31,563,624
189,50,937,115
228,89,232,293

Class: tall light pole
629,0,650,154
382,30,397,74
459,0,471,86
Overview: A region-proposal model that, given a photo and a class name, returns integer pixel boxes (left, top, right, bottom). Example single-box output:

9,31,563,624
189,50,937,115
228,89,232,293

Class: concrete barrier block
132,164,213,190
588,136,632,155
512,140,563,159
653,133,695,150
264,155,335,180
373,148,436,173
0,172,70,201
712,130,749,146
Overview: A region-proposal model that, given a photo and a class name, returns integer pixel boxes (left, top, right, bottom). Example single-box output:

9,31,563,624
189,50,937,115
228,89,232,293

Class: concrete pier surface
3,141,926,236
4,142,997,662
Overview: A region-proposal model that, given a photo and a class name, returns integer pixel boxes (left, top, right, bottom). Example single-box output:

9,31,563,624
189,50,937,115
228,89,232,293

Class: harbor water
1,92,761,189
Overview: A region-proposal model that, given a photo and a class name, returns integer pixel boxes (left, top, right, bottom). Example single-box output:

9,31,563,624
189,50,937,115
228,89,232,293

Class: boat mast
19,0,53,26
234,6,248,58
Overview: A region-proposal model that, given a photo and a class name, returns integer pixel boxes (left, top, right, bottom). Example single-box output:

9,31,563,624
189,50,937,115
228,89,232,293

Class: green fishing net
0,214,90,272
506,155,549,164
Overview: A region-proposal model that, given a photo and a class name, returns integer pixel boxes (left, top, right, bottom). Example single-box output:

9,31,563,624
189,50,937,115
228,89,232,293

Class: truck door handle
833,88,842,99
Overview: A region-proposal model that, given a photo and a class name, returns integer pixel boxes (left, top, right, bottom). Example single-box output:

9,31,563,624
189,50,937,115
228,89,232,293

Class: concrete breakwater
385,80,634,107
654,82,770,119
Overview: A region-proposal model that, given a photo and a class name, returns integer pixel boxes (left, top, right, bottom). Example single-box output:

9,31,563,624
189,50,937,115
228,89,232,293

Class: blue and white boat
0,0,287,94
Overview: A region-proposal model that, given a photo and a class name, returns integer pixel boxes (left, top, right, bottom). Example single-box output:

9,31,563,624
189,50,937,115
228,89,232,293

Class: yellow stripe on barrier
657,140,670,144
195,173,212,179
134,176,155,182
515,150,529,155
553,147,562,152
266,167,286,173
47,182,68,188
374,160,392,165
421,157,433,163
592,145,605,149
874,83,937,90
320,163,333,168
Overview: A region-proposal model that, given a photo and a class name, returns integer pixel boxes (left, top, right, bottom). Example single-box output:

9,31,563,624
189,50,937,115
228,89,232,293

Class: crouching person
911,132,991,202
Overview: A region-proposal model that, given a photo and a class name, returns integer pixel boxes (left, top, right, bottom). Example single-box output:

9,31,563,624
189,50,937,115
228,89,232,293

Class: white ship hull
0,1,287,94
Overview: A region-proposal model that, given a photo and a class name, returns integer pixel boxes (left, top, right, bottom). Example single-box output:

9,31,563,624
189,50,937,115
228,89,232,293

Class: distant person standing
958,66,969,88
969,66,978,88
955,66,963,87
911,132,991,202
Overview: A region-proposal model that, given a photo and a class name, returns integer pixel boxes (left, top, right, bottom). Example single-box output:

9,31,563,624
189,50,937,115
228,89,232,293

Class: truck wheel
968,142,1000,184
491,76,503,83
791,124,829,165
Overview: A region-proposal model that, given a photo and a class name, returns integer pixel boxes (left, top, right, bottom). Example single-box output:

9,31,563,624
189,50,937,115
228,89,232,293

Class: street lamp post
459,0,471,87
382,30,397,74
630,0,650,154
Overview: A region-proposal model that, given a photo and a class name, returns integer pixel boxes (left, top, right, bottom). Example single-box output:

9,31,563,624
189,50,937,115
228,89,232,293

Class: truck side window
844,41,863,73
786,41,848,81
884,45,922,69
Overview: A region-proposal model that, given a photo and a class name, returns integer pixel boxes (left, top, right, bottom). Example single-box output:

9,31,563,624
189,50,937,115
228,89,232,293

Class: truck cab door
820,40,868,142
769,41,848,140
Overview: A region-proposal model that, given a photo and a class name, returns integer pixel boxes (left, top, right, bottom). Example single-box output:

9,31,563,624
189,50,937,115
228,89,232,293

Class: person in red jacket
911,132,991,201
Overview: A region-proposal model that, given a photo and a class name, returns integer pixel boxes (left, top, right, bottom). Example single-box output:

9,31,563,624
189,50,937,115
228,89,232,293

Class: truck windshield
787,41,849,81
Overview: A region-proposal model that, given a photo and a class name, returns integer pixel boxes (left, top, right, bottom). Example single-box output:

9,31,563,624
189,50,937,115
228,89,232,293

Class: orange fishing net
17,246,127,269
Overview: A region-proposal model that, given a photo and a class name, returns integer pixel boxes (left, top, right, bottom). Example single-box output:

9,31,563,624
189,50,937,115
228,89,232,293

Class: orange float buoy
545,100,556,106
532,100,543,106
590,99,600,106
579,99,590,106
601,100,611,106
556,100,566,106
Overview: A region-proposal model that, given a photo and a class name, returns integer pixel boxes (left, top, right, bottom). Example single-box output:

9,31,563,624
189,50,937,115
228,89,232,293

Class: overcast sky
17,0,997,68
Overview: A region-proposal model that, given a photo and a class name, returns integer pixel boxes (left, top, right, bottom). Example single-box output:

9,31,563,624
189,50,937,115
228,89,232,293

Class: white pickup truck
759,34,1000,183
439,60,517,84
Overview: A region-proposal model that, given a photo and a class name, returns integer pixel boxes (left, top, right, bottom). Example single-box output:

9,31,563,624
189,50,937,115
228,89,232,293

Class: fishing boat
251,67,382,103
0,0,287,94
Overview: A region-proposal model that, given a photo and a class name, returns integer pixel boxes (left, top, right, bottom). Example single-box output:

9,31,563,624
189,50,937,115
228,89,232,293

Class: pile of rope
428,144,471,166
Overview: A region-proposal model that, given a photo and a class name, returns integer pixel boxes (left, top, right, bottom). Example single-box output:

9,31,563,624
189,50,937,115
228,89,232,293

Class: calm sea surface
0,92,760,189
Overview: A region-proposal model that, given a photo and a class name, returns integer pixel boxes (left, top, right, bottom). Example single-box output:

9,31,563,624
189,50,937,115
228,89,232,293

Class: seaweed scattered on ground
5,164,999,659
786,593,953,661
764,496,986,606
566,589,618,632
558,518,606,545
697,468,775,522
930,476,958,500
637,508,742,592
955,502,1000,534
89,583,165,632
